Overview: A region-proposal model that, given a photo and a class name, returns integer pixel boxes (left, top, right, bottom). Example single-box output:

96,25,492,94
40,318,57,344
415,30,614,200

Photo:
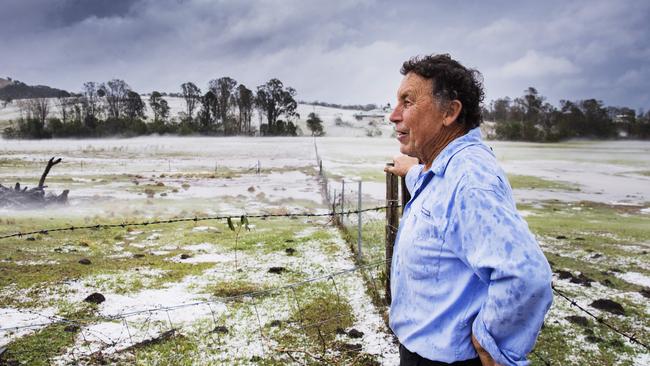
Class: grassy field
1,137,649,365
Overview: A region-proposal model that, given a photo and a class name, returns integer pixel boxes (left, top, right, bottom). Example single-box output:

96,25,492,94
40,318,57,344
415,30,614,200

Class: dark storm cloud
1,0,649,109
0,0,137,33
51,0,138,27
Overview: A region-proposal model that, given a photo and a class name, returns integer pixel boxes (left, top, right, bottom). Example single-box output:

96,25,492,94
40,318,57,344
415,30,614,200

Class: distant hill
0,78,12,89
0,78,71,101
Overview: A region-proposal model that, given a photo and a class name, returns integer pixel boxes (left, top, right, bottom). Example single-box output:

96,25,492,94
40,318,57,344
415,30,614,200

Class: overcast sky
2,0,649,109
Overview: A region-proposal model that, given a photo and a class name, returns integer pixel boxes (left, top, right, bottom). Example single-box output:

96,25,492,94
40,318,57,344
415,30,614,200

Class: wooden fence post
357,180,362,261
401,177,410,213
385,163,399,305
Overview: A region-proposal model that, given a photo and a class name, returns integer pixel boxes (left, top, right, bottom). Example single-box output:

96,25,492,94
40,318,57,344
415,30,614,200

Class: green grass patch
290,288,353,344
522,201,650,245
266,283,362,364
340,219,385,265
0,323,78,366
203,279,267,300
124,330,199,366
508,174,580,191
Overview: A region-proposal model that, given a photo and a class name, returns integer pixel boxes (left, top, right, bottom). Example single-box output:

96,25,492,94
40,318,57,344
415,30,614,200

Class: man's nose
389,106,401,123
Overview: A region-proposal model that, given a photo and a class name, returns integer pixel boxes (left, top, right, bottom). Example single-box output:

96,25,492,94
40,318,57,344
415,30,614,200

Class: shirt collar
426,127,484,177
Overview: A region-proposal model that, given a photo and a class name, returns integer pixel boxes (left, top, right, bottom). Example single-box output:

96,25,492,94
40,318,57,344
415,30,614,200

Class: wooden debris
0,157,69,208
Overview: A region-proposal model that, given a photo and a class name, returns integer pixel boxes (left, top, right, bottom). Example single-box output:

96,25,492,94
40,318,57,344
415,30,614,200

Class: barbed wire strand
0,206,396,240
551,283,649,351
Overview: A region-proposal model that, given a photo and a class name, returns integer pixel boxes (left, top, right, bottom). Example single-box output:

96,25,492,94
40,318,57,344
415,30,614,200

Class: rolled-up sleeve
449,185,553,366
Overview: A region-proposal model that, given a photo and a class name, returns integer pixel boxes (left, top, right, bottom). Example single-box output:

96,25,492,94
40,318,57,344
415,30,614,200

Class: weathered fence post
357,180,362,261
401,177,411,213
332,188,338,225
341,180,345,223
385,163,399,305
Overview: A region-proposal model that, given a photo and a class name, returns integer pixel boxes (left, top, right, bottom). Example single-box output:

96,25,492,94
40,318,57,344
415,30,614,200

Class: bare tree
82,82,103,120
15,99,32,120
27,98,50,125
208,77,237,134
234,84,254,134
102,79,130,119
149,91,170,122
180,82,201,121
55,96,73,123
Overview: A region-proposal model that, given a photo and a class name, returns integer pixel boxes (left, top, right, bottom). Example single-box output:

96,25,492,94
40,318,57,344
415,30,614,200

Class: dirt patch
590,299,625,315
565,315,589,327
555,269,594,287
83,292,105,304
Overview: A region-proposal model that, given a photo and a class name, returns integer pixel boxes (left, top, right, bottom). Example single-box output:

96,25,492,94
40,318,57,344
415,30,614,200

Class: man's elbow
527,260,553,308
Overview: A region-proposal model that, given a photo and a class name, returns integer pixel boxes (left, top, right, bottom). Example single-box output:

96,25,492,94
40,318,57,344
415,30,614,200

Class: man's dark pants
399,344,482,366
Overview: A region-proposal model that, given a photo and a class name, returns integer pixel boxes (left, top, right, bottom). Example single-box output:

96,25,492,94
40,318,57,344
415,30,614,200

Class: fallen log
0,156,69,209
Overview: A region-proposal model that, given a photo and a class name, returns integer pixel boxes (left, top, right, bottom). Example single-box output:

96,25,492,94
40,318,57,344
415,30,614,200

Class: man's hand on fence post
384,154,419,177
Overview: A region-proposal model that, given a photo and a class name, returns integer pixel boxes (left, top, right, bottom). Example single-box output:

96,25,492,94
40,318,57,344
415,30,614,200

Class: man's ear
442,100,462,127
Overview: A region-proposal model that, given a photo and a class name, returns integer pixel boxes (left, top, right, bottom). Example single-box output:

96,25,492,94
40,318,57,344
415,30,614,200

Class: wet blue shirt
389,128,552,366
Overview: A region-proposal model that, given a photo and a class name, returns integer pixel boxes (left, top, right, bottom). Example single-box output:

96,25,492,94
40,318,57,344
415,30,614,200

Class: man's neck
423,123,467,170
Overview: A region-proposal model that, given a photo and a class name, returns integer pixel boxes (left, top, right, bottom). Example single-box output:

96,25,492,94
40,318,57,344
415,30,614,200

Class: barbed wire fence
312,137,649,364
1,146,401,364
0,145,647,365
312,138,392,311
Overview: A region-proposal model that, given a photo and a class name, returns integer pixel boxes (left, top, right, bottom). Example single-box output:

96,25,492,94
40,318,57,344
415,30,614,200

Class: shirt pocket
404,207,448,281
414,206,447,240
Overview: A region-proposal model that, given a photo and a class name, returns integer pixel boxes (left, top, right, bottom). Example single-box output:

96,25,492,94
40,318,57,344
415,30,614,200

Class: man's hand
384,154,419,177
472,335,502,366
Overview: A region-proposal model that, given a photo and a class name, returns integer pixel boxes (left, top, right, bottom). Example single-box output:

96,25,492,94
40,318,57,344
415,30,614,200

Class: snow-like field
1,135,649,365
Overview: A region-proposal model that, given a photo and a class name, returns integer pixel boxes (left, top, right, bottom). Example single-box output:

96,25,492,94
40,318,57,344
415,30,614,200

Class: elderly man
384,54,552,366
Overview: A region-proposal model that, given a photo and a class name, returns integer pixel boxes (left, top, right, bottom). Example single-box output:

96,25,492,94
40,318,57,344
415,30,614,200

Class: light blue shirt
389,127,552,366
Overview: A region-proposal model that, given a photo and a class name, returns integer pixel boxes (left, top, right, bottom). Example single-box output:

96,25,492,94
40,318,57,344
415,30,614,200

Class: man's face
389,72,446,163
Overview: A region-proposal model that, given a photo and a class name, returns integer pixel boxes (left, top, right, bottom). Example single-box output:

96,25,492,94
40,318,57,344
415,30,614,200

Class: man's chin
399,145,412,156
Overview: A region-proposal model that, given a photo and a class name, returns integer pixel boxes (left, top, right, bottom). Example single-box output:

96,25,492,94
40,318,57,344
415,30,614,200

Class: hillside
0,78,12,89
0,78,71,101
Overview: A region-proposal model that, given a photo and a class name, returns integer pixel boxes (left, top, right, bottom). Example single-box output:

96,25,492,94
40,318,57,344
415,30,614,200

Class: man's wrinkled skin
384,72,501,366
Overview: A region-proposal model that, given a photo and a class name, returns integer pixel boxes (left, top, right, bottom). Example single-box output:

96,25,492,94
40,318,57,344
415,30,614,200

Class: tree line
3,77,304,139
484,87,650,141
